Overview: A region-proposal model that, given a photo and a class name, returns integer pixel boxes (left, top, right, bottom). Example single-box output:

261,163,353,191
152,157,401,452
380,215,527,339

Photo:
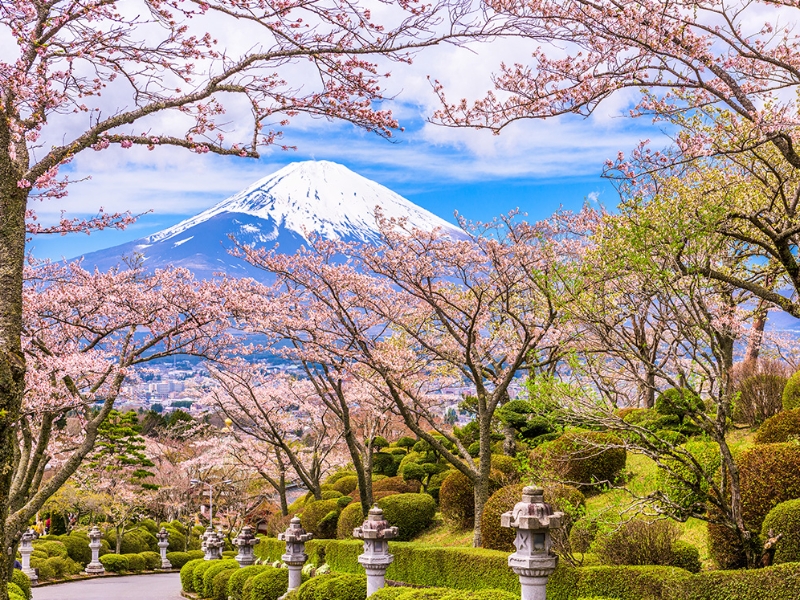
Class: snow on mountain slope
77,161,464,279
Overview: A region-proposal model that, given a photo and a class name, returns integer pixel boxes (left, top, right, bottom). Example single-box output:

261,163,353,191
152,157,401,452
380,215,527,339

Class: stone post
354,506,399,597
233,525,261,567
85,525,105,575
500,486,564,600
201,526,224,560
279,517,313,592
156,527,172,569
18,530,37,584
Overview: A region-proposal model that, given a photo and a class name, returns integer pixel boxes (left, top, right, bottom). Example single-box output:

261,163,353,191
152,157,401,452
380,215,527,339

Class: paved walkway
33,573,183,600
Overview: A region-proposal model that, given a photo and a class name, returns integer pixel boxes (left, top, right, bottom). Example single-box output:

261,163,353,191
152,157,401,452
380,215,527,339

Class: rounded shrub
170,520,187,535
313,573,367,600
213,569,237,600
166,527,187,552
139,551,161,570
99,554,129,573
569,517,599,554
181,556,205,590
443,591,520,600
656,441,721,512
372,476,421,495
202,559,239,598
123,553,146,572
531,431,626,489
377,494,436,541
12,570,31,600
594,518,681,567
7,583,24,600
439,471,477,529
397,590,449,600
755,409,800,444
490,455,520,484
655,388,704,422
36,540,69,559
60,533,91,565
248,567,289,600
105,529,155,554
783,371,800,410
139,518,159,534
321,490,344,500
331,476,359,495
734,367,787,425
296,573,335,600
326,470,357,485
337,501,365,540
761,498,800,564
671,540,701,573
166,551,190,568
300,499,341,539
228,565,272,600
193,560,220,595
369,589,406,600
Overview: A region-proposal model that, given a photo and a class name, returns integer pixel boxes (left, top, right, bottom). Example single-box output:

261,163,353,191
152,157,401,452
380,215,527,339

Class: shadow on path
33,573,182,600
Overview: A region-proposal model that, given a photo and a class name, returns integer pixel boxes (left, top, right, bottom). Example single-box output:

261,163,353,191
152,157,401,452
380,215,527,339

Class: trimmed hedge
296,573,336,600
377,494,436,541
124,553,146,572
202,559,240,598
302,573,365,600
755,409,800,444
439,471,502,530
656,441,721,512
761,498,800,564
228,565,272,600
213,569,237,600
300,498,342,539
337,501,365,540
11,571,31,600
99,554,129,572
139,550,161,570
181,558,205,592
782,371,800,410
531,431,626,489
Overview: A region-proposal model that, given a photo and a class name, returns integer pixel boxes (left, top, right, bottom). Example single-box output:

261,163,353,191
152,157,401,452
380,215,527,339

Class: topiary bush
337,501,365,540
761,498,800,564
782,371,800,410
300,499,342,539
181,558,205,591
11,570,31,600
139,550,161,570
531,431,626,489
99,554,129,573
331,476,359,495
34,540,69,559
213,569,237,600
166,551,190,568
105,528,156,554
733,362,788,426
248,567,289,600
372,476,421,495
489,455,520,484
193,560,220,595
296,573,336,600
59,532,92,566
165,527,187,552
755,409,800,444
369,589,406,600
228,565,272,600
655,388,704,423
377,494,436,541
202,559,239,598
594,518,681,567
671,540,702,573
312,573,367,600
656,441,721,512
123,553,146,572
439,471,478,530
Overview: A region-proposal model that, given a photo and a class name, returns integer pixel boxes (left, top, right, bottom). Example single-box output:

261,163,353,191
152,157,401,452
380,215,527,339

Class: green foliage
395,436,416,450
202,560,240,598
740,442,800,529
331,476,359,495
165,526,187,552
166,551,190,568
670,541,701,574
139,550,161,570
594,519,684,569
89,409,156,490
762,498,800,564
655,388,704,423
138,518,159,534
193,560,220,594
212,569,237,600
337,501,365,540
181,558,205,592
570,518,600,554
7,583,24,600
782,371,800,410
228,565,272,600
311,573,367,600
99,554,130,573
105,528,157,553
531,431,626,489
326,470,357,485
34,540,69,559
12,570,32,600
438,471,477,529
321,489,344,500
733,369,787,426
377,493,436,541
655,441,721,512
300,499,342,539
368,589,406,600
57,532,92,565
296,574,336,600
755,409,800,444
124,553,146,571
372,476,421,495
683,563,800,600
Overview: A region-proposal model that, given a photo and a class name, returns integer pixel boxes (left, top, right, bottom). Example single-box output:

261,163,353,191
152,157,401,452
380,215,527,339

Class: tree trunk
502,421,516,457
0,166,29,591
115,523,123,554
278,471,288,517
473,411,493,547
641,369,656,409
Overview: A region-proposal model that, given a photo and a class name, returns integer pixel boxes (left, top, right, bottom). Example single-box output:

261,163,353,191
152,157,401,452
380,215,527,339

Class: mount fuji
76,161,464,279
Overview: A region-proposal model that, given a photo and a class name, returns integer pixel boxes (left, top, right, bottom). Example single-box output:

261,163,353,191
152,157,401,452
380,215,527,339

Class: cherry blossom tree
434,0,800,319
5,261,235,574
236,210,592,544
0,1,504,587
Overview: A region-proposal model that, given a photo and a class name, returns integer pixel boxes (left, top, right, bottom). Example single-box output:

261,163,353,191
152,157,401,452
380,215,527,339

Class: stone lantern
156,527,172,569
501,486,564,600
233,525,261,567
18,530,37,584
201,526,224,560
279,517,313,592
353,506,399,597
85,525,105,575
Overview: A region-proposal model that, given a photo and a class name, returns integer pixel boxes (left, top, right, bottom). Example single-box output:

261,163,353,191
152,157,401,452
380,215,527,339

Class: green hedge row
255,537,800,600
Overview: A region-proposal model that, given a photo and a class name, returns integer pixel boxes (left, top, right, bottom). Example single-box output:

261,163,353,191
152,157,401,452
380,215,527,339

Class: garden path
32,573,182,600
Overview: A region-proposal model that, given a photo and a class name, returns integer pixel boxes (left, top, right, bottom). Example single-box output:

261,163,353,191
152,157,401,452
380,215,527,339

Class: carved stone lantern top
279,517,313,544
353,506,399,541
235,525,261,547
157,527,170,543
88,525,103,541
501,486,563,532
20,529,36,544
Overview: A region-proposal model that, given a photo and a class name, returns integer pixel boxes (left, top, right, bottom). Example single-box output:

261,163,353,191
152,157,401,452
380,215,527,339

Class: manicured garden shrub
321,490,344,500
761,498,800,564
139,550,161,570
372,476,421,495
490,455,520,484
228,565,272,600
439,471,477,529
782,370,800,410
202,559,239,598
685,562,800,600
59,532,92,565
165,527,187,552
326,470,357,485
369,588,406,600
656,441,721,511
296,573,336,600
443,591,520,600
337,501,365,540
570,518,600,554
169,520,187,535
312,573,366,600
35,540,69,559
105,528,157,554
754,409,800,444
733,362,788,425
124,553,146,572
99,553,129,573
300,499,341,539
193,560,220,595
531,431,626,489
213,569,237,600
331,476,359,495
377,494,436,541
7,583,25,600
671,541,701,574
707,522,748,570
11,570,31,600
139,518,159,534
396,590,449,599
594,519,681,567
166,551,191,568
655,388,704,423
